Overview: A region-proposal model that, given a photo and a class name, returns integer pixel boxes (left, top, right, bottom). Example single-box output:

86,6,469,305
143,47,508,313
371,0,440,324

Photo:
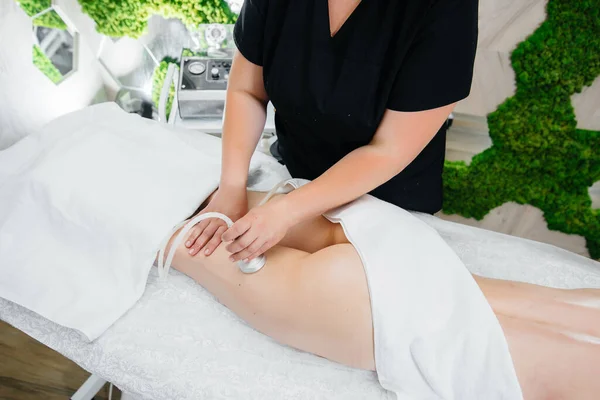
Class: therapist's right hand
185,186,248,257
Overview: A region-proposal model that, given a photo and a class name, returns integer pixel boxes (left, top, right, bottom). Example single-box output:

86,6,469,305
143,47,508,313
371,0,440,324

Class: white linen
331,200,522,400
1,158,600,399
1,199,599,399
0,103,225,340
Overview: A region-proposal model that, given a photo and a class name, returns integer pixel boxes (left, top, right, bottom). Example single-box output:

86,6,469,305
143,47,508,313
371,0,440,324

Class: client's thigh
169,236,375,371
246,191,349,253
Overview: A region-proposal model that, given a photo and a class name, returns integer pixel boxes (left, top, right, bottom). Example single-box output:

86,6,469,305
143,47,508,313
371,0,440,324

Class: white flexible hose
157,179,297,280
156,219,189,280
158,212,268,279
159,212,235,280
257,179,297,207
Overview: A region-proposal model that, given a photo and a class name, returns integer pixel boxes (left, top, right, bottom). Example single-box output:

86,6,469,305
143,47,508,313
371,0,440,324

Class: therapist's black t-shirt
234,0,478,214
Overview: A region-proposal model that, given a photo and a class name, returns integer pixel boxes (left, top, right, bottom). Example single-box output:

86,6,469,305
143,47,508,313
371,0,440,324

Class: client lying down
3,104,598,399
160,181,600,400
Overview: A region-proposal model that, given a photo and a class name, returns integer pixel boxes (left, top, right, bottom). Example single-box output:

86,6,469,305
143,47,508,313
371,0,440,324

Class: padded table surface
1,165,599,400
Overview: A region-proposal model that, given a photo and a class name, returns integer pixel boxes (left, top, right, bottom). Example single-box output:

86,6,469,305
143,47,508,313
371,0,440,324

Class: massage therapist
185,0,479,261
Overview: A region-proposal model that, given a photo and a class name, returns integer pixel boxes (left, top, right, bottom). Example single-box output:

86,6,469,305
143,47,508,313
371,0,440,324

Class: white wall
455,0,548,117
456,0,599,129
0,0,104,150
572,74,600,131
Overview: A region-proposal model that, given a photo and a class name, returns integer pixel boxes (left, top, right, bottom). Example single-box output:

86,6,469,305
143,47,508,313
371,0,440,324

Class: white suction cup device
157,212,267,280
237,256,266,273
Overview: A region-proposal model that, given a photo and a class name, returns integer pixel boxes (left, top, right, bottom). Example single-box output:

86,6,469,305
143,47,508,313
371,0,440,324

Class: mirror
31,8,78,84
97,17,192,94
97,36,157,92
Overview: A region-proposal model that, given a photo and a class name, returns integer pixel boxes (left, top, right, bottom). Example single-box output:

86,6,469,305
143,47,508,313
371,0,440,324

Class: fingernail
243,258,249,263
189,248,195,255
186,241,191,247
229,256,235,262
204,249,210,255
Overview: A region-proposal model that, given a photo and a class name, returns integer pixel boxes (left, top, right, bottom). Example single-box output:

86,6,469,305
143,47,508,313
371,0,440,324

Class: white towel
284,179,523,400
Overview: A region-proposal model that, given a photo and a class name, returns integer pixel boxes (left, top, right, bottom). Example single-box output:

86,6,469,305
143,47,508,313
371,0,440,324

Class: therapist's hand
222,197,293,262
185,186,248,256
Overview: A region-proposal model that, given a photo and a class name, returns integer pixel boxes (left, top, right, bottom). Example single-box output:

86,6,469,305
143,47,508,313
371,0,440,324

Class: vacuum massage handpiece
158,180,297,280
187,213,266,273
157,212,266,280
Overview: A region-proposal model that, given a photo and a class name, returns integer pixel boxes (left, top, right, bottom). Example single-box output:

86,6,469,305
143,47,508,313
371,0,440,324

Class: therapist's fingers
222,217,251,243
186,219,211,248
245,242,271,262
229,237,265,263
225,228,257,255
189,220,222,256
203,225,227,256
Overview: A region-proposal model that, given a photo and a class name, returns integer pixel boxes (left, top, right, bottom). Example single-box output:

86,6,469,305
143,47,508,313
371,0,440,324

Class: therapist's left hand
222,198,293,262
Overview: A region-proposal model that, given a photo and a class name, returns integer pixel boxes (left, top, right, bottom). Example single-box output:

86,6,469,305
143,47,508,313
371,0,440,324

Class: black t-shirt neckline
324,0,365,40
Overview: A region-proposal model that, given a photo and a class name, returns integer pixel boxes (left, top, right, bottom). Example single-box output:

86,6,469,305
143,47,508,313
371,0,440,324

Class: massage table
2,160,599,399
1,104,599,399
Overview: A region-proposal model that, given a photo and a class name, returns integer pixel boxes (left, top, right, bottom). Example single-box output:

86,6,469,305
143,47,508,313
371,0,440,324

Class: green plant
78,0,236,38
16,0,49,16
17,1,68,30
442,0,600,258
32,44,63,84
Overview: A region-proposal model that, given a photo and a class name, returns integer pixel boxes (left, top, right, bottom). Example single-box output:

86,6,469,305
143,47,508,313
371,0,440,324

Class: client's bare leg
169,190,373,369
166,190,600,398
168,237,374,370
476,277,600,399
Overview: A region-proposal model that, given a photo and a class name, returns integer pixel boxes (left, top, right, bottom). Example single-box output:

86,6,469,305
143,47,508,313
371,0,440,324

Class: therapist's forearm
280,144,411,224
220,89,267,190
277,105,455,225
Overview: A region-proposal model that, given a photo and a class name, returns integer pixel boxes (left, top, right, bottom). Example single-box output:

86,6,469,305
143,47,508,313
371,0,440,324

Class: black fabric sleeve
233,0,267,66
387,0,479,112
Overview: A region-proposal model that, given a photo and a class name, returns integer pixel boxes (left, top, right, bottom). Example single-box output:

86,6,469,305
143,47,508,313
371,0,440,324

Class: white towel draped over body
280,180,523,400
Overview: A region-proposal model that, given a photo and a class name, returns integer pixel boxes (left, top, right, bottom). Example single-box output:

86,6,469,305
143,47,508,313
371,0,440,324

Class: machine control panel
180,57,231,91
178,55,232,119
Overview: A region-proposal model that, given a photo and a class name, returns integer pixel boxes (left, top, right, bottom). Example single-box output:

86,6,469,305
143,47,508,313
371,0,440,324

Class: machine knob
211,67,220,79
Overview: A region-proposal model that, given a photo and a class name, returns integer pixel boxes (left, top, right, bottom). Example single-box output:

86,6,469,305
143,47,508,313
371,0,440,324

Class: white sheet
1,162,599,399
0,103,226,340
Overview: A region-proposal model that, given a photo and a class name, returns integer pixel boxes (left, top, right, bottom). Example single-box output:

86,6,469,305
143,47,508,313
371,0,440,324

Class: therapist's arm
224,104,456,261
281,104,455,223
220,50,269,189
185,50,269,256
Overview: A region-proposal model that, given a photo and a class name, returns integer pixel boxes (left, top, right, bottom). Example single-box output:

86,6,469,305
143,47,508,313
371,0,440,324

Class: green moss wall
19,0,232,36
19,1,68,29
78,0,235,38
443,0,600,258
